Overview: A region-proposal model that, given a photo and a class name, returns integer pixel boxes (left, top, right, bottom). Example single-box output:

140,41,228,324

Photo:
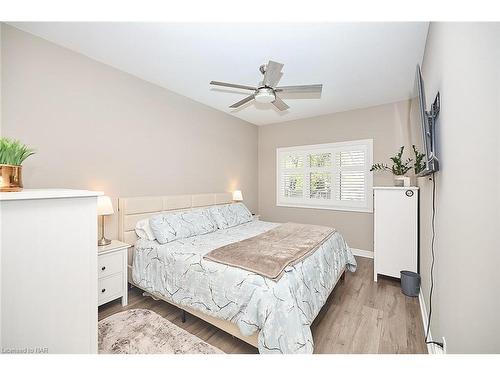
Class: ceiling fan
209,60,322,111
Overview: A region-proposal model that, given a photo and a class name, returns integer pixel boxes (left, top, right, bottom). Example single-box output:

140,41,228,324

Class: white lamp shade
97,195,114,216
232,190,243,201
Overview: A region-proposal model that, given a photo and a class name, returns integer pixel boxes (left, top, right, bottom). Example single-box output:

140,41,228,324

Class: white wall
418,22,500,353
0,24,259,240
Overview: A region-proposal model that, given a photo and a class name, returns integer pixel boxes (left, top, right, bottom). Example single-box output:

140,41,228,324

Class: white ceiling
10,22,429,125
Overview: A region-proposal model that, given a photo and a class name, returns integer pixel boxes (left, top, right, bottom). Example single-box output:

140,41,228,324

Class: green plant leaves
0,138,35,166
371,145,413,176
412,145,426,175
370,163,390,172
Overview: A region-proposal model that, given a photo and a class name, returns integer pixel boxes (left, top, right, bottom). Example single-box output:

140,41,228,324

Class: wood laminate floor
98,257,427,354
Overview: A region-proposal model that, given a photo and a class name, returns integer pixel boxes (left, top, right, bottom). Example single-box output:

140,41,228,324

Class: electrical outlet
442,337,447,354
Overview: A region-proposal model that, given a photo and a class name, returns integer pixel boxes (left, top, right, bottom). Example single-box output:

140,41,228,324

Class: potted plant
370,146,413,187
0,138,35,192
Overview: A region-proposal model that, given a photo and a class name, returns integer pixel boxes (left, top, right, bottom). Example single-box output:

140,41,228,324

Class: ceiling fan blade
275,84,323,94
272,96,290,111
210,81,257,91
229,94,255,108
263,61,284,87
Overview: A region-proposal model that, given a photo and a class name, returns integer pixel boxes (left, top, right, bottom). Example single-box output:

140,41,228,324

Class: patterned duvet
132,220,357,354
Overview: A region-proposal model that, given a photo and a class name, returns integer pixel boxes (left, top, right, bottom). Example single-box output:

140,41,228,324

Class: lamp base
98,237,111,247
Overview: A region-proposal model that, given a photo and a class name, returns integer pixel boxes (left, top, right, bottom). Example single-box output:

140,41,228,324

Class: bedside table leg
181,310,186,323
122,255,128,306
121,279,128,306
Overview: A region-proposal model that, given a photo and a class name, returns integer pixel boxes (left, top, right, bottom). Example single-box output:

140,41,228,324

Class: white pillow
209,203,252,229
135,219,156,241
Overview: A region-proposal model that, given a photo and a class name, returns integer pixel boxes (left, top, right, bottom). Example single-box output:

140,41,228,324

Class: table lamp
97,195,114,246
232,190,243,202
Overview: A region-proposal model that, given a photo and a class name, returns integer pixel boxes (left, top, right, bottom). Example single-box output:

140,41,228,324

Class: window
276,139,373,212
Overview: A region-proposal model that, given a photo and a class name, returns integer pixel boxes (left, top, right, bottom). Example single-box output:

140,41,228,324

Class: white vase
394,176,411,187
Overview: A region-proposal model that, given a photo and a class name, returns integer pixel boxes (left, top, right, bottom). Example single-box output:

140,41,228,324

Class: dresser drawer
98,273,123,305
98,252,123,278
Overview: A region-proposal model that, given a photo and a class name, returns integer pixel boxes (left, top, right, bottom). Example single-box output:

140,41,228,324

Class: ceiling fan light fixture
209,60,322,111
254,88,276,104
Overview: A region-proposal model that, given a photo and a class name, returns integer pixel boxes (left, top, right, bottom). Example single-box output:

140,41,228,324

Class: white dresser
373,187,418,282
0,189,101,354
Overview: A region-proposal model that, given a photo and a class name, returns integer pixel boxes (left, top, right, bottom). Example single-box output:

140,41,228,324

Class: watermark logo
2,347,49,354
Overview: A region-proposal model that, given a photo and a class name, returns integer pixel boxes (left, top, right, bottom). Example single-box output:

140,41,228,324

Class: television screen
413,65,439,176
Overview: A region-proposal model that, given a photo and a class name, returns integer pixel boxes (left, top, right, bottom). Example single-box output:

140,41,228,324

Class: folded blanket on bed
203,222,336,280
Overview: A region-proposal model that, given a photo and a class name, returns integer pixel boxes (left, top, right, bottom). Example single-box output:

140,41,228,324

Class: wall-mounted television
414,64,440,176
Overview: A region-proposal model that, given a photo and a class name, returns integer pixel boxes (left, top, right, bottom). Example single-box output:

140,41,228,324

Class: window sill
276,203,373,213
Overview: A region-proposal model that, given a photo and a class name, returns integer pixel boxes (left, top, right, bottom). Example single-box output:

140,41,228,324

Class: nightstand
97,240,130,307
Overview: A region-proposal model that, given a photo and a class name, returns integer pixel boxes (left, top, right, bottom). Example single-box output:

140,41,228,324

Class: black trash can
400,270,420,297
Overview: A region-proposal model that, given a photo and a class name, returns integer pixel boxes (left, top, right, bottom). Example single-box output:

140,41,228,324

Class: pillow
135,219,156,241
149,208,217,244
209,203,252,229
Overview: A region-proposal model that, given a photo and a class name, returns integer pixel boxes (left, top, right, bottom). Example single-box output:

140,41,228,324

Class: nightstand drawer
98,252,122,278
98,273,123,305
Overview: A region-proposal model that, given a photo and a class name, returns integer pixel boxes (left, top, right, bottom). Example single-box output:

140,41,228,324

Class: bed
118,193,357,354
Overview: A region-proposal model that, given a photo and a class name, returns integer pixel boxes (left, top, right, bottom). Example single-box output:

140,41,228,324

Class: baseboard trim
418,291,445,354
350,248,373,259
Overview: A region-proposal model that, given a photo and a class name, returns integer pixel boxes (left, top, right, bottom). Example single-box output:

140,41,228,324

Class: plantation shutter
279,152,305,199
334,148,366,202
277,140,372,212
308,151,333,200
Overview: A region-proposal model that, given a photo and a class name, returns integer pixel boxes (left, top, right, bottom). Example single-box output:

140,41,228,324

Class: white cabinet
0,189,101,353
97,240,130,307
373,187,418,282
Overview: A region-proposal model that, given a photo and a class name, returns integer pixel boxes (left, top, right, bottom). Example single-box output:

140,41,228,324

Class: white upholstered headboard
118,192,233,266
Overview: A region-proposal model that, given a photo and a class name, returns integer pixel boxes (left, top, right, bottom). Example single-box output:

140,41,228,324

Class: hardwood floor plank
405,296,427,354
378,280,410,353
98,257,426,354
350,306,383,354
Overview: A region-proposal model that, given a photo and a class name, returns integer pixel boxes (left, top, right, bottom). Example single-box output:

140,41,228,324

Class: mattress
132,220,357,354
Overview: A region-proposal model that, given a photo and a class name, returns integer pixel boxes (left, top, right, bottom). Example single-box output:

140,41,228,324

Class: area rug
98,309,224,354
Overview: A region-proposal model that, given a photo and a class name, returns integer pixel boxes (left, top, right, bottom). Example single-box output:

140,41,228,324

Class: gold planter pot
0,164,23,192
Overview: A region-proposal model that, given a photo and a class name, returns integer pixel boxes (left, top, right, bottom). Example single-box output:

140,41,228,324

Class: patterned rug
98,309,224,354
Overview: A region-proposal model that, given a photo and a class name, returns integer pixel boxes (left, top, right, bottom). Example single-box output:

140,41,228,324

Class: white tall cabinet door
374,187,418,282
0,189,100,354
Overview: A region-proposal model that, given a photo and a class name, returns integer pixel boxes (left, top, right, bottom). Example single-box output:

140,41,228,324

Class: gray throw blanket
204,222,336,280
